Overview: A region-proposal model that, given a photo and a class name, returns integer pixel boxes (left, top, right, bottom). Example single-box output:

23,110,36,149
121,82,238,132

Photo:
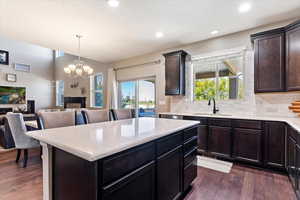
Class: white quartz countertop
159,112,300,132
26,117,199,162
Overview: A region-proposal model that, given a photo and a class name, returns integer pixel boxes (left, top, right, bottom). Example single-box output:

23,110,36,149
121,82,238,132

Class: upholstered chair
38,111,75,129
6,113,40,168
82,110,110,124
111,109,135,120
75,110,86,125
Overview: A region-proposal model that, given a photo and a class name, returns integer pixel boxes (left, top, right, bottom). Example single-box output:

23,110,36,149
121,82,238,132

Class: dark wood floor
0,149,296,200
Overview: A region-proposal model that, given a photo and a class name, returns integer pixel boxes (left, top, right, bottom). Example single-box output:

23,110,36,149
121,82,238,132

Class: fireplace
64,97,86,108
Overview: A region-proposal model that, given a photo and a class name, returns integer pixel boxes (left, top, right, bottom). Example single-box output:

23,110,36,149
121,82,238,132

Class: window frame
90,73,104,108
117,77,156,116
55,80,64,107
191,50,246,102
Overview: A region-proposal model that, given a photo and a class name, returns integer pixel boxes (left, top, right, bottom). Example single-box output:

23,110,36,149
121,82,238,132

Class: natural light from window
193,52,244,101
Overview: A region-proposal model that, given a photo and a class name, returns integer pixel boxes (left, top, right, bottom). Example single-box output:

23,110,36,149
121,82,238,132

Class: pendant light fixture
64,35,94,78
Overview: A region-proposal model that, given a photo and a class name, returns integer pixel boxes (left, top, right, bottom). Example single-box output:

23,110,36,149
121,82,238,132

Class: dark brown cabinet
252,29,285,93
52,125,199,200
286,23,300,91
264,122,286,169
163,50,190,96
296,144,300,196
197,125,208,153
287,126,297,189
233,128,262,165
182,116,208,153
157,146,183,200
208,126,232,158
251,20,300,93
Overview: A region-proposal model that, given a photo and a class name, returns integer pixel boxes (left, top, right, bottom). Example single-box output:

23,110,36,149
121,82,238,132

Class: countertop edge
27,120,200,162
159,112,300,132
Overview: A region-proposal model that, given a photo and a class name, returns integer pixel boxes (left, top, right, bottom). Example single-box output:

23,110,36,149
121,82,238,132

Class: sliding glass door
119,78,155,117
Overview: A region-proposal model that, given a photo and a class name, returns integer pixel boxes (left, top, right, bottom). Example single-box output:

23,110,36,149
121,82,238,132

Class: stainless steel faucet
208,98,219,114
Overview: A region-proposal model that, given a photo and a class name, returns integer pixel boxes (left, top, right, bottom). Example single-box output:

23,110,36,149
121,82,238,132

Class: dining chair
111,109,135,120
6,113,40,168
38,111,75,129
82,110,110,124
75,110,86,125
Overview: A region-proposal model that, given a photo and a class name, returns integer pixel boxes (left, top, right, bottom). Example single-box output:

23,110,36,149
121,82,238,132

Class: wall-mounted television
0,86,26,104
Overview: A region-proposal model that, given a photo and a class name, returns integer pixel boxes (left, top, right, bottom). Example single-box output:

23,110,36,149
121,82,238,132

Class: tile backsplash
170,92,300,118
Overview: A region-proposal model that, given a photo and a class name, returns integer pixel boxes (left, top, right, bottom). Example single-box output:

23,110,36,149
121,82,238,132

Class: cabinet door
296,144,300,192
157,146,183,200
208,126,232,158
254,33,285,93
287,136,297,189
233,128,262,165
165,54,181,95
102,162,155,200
264,122,286,169
198,125,208,153
286,26,300,91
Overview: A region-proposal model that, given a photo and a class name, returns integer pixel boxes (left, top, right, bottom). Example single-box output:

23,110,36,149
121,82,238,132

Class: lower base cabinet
197,125,208,153
183,160,197,192
233,128,262,165
52,125,199,200
288,131,297,189
157,146,183,200
264,122,286,170
208,126,231,158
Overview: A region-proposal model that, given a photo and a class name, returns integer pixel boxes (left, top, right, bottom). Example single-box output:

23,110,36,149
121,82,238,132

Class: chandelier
64,35,94,77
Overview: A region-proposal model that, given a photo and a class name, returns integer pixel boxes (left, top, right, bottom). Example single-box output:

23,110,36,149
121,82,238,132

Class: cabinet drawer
184,148,197,167
102,162,155,200
233,120,262,129
102,142,155,185
183,162,197,192
183,116,208,125
157,132,182,156
209,118,231,127
184,126,198,142
184,137,198,155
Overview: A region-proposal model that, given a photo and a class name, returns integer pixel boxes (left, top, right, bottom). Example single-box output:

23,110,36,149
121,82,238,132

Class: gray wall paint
55,53,110,108
0,35,55,110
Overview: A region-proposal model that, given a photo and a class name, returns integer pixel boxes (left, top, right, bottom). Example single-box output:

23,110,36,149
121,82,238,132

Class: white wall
0,35,55,110
112,19,300,117
55,53,111,108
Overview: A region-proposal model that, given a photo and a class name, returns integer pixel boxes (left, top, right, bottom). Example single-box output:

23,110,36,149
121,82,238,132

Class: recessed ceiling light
107,0,119,7
211,30,219,35
238,2,252,13
155,32,164,38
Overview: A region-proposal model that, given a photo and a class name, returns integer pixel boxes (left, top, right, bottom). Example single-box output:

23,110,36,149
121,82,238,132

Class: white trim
117,77,156,114
192,46,247,61
191,47,247,102
90,73,104,108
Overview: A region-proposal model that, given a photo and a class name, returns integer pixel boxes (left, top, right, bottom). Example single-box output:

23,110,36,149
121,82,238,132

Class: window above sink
190,50,245,101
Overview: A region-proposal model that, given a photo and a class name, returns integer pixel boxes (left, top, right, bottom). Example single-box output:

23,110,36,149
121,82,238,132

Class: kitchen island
27,117,199,200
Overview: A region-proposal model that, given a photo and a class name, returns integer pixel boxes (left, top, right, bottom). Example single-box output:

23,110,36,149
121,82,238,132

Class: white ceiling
0,0,300,63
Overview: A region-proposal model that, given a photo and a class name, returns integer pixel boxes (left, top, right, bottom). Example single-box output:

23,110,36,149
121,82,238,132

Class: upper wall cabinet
252,28,285,93
251,20,300,93
163,50,190,95
286,22,300,91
